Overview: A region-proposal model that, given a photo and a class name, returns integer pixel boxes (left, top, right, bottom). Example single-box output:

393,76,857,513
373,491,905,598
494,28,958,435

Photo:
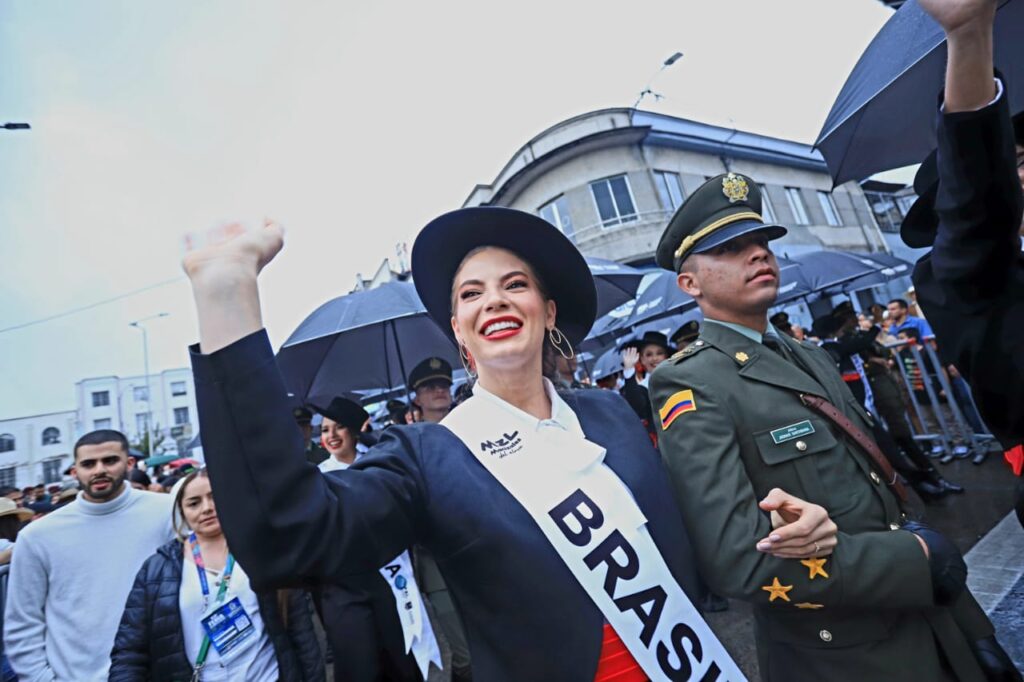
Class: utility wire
0,275,186,335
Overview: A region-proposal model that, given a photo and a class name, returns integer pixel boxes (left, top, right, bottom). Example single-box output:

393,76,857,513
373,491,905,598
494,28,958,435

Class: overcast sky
0,0,899,418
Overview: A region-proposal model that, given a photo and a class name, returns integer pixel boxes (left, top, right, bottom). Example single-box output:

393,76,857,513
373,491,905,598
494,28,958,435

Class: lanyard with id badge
189,533,257,682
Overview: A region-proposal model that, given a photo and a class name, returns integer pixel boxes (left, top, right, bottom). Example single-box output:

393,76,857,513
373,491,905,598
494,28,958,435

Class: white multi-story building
0,410,77,489
75,368,198,447
0,368,198,488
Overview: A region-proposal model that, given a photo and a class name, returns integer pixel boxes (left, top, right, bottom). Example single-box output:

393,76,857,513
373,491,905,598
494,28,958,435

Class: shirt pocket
753,417,838,466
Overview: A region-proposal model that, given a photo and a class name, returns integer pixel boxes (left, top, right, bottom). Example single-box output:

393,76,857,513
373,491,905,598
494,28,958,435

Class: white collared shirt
471,378,586,440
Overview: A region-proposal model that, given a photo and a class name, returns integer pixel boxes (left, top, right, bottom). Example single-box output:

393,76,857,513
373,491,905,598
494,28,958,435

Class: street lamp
129,313,169,459
632,52,684,110
1,123,31,130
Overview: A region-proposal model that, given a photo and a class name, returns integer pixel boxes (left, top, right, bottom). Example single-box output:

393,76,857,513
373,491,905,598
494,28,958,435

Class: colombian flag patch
659,389,696,429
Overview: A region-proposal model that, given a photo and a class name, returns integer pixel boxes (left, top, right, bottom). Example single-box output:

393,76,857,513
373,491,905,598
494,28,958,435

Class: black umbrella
816,0,1024,184
275,282,460,407
789,251,911,294
585,257,648,317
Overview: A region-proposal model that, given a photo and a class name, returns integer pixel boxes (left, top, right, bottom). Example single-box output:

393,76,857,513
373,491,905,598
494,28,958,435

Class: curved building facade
463,108,888,266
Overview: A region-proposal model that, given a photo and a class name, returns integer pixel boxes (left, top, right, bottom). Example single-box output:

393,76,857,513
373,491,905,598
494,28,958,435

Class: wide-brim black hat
311,396,369,432
412,207,597,346
902,107,1024,249
637,331,673,354
900,153,940,249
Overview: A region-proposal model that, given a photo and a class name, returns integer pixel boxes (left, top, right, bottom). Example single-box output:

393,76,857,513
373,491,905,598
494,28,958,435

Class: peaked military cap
656,172,787,271
408,356,453,391
670,320,701,347
311,396,369,432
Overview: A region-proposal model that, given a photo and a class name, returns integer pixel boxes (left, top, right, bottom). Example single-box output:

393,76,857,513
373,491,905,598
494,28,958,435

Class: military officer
650,172,1008,681
408,356,455,424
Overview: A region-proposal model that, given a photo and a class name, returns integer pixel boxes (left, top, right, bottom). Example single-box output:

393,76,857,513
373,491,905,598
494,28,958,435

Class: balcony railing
569,209,675,246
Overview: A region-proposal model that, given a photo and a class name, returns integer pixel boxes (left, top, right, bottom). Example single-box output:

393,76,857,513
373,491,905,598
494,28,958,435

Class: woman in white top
313,397,368,474
109,468,323,682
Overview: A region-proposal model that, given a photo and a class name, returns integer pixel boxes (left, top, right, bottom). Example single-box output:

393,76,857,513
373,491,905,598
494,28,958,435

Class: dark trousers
315,578,422,682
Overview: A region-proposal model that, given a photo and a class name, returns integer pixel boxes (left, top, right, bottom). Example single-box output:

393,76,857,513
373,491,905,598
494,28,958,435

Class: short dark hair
128,468,152,487
888,298,909,310
900,327,921,341
73,430,130,461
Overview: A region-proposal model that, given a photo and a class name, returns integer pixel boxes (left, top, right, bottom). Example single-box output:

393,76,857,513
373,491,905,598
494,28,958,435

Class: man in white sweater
4,430,175,682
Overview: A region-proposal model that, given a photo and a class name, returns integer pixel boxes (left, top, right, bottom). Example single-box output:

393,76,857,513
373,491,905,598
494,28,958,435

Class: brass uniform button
795,440,808,452
819,630,833,643
870,471,881,485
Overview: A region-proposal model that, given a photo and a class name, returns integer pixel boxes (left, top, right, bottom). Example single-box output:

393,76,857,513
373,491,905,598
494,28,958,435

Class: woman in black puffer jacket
109,469,323,681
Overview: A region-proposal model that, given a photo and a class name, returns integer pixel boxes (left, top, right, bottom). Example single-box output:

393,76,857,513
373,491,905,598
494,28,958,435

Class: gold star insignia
761,577,793,603
800,558,829,580
795,602,824,610
735,352,749,363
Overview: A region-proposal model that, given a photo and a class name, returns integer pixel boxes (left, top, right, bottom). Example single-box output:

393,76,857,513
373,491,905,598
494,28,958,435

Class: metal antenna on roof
632,52,683,110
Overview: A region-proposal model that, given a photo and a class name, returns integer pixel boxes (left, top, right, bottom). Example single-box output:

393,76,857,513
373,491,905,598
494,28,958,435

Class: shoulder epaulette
670,338,710,363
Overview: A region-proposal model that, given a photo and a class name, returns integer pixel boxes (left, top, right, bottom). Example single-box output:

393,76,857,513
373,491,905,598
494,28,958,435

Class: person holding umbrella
900,0,1024,533
181,206,839,680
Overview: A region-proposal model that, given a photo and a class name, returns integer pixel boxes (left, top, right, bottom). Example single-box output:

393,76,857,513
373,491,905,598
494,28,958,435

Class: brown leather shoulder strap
798,393,909,504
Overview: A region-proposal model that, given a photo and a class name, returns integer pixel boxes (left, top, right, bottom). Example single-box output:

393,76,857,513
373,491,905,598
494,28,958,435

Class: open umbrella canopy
585,257,648,318
143,453,181,468
816,0,1024,184
276,281,460,407
789,251,911,294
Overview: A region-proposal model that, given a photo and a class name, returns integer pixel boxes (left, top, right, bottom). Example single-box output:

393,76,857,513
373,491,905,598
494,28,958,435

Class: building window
817,191,842,226
785,187,810,225
133,386,149,402
136,413,150,437
863,191,904,233
41,427,60,446
171,381,187,397
0,435,14,453
0,467,15,488
654,171,685,211
174,407,190,426
539,196,574,239
590,175,637,227
759,185,777,222
91,391,110,407
42,459,63,484
93,418,112,430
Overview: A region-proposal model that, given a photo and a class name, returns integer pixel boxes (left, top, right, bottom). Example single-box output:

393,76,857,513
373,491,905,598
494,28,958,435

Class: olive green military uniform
649,173,992,682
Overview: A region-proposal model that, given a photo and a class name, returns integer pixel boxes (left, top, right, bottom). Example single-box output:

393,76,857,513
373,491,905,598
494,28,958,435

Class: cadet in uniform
406,357,472,682
650,171,1012,681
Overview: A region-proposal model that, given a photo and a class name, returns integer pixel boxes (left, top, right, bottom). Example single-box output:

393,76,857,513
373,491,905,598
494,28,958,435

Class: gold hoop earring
548,326,574,360
458,343,477,379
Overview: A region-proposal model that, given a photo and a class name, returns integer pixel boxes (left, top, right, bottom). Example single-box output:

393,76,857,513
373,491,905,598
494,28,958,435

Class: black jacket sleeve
191,330,427,591
109,560,155,681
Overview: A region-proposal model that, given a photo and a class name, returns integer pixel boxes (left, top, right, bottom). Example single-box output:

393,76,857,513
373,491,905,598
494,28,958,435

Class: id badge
201,596,257,662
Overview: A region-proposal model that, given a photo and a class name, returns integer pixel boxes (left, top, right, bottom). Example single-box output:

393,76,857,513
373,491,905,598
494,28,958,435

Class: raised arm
184,225,426,589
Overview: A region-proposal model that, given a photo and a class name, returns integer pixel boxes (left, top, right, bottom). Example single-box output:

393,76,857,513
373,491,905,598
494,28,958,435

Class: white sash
442,392,745,681
379,550,443,678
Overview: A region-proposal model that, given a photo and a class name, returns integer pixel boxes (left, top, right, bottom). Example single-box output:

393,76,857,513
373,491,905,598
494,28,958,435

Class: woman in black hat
312,397,369,474
182,209,837,681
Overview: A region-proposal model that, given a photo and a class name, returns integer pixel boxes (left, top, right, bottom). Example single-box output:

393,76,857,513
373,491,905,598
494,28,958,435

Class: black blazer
910,86,1024,450
191,330,701,682
109,539,324,682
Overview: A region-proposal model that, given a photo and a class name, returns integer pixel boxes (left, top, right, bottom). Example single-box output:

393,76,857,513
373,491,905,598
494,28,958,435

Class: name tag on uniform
201,596,256,661
770,420,815,445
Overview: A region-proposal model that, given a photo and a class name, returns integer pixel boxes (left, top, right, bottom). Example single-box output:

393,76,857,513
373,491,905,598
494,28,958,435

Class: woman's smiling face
450,247,555,379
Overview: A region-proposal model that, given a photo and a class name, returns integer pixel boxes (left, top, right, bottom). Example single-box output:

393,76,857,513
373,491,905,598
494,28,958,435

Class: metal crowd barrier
883,337,996,457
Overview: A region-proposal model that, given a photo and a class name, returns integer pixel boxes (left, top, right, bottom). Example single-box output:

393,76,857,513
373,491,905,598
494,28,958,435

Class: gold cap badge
735,351,749,363
429,358,442,369
722,172,749,203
